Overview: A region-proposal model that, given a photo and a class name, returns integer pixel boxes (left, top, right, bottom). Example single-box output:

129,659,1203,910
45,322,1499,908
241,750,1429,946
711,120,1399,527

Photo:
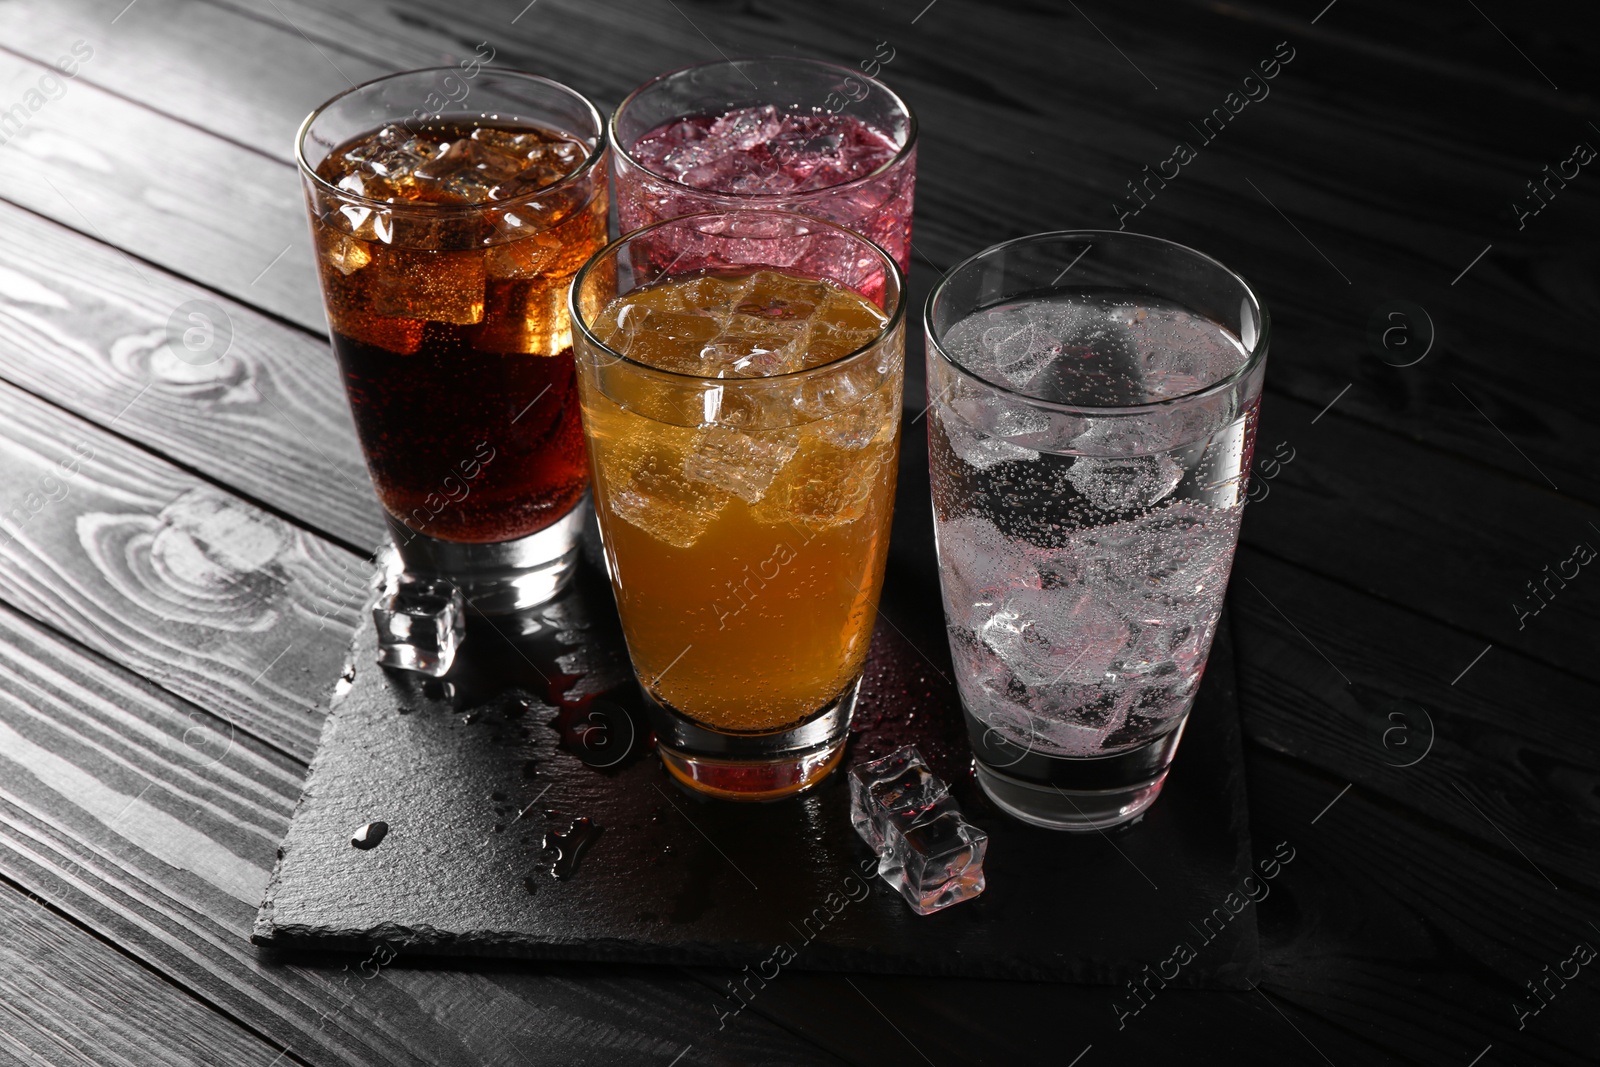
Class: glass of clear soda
925,231,1268,830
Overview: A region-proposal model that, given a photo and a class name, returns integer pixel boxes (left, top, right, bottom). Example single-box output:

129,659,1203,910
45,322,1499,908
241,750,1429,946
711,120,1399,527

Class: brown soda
308,120,606,544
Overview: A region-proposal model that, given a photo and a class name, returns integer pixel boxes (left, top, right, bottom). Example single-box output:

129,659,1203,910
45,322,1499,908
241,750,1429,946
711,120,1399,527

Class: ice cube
1129,303,1249,400
878,811,988,916
322,231,371,276
979,588,1131,687
682,426,799,504
986,319,1062,386
811,386,894,451
1065,453,1184,512
601,427,729,548
848,746,952,852
847,747,986,915
608,308,723,375
941,414,1040,471
934,513,1032,618
748,436,885,532
469,277,564,354
706,105,785,153
484,232,563,279
337,123,430,198
364,245,486,325
699,333,806,378
373,574,465,677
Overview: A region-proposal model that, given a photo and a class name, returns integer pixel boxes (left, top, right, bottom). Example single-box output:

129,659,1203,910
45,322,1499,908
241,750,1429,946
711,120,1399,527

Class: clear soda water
928,289,1257,761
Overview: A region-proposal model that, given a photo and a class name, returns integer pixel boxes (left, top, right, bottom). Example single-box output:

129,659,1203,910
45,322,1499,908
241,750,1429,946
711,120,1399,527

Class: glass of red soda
610,56,916,273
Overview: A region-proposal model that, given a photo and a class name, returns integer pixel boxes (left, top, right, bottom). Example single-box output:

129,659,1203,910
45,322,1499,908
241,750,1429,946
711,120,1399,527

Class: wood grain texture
1244,391,1600,685
3,0,1595,507
0,0,392,166
0,49,322,331
0,601,849,1067
1228,546,1600,894
0,201,383,550
0,884,287,1067
0,377,367,759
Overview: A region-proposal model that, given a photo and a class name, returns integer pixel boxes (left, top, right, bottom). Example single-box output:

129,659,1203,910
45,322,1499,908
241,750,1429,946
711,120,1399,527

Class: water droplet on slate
505,696,535,720
351,821,388,849
542,817,601,880
491,790,507,802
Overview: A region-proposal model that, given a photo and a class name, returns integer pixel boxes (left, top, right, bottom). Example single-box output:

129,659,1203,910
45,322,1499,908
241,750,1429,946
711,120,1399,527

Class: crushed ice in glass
941,291,1248,406
849,746,987,915
631,106,901,195
373,574,465,677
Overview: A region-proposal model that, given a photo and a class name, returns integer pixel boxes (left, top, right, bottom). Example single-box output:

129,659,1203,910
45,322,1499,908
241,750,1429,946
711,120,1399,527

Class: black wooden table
0,1,1595,1064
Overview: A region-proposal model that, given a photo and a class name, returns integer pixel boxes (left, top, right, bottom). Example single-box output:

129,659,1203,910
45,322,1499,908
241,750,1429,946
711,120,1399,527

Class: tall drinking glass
925,231,1268,830
571,211,905,800
298,68,608,611
610,57,916,271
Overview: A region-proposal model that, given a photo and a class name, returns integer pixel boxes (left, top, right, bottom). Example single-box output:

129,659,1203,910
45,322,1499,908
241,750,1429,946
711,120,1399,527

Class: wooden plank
0,200,384,551
0,49,322,331
1245,391,1600,685
0,378,367,760
0,601,849,1067
0,0,393,167
0,885,287,1067
1228,546,1600,892
1173,0,1594,99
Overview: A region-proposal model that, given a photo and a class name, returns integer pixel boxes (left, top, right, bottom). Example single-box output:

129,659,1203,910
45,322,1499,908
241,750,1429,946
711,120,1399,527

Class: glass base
969,716,1188,832
648,676,859,801
975,761,1169,831
659,742,847,802
385,493,588,614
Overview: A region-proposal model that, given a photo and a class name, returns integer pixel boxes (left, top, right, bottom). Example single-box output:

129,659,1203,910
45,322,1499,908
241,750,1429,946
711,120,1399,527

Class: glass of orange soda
570,211,905,800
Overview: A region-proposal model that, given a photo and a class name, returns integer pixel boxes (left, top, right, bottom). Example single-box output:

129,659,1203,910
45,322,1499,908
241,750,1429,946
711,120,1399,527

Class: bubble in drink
930,289,1256,759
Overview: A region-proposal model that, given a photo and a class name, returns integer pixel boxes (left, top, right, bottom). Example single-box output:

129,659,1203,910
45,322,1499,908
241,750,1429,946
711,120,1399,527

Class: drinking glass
925,231,1268,830
571,210,905,800
610,56,916,271
297,68,608,612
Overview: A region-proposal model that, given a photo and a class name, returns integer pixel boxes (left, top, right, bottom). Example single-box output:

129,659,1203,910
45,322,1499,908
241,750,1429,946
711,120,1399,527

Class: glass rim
607,55,918,202
294,66,607,217
924,229,1271,417
568,208,907,385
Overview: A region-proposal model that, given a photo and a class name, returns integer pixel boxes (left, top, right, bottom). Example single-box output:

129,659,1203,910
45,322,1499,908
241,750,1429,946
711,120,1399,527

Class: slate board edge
251,552,382,947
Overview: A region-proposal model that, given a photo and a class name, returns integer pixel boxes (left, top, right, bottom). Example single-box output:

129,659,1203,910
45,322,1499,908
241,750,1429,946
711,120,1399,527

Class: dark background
0,0,1596,1064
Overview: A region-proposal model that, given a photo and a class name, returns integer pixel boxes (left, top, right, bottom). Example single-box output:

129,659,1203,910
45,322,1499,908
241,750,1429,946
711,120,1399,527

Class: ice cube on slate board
849,746,988,915
373,574,465,677
879,809,988,916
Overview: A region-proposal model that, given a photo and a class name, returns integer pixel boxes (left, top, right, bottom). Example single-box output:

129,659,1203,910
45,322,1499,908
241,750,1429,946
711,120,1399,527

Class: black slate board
254,419,1260,987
